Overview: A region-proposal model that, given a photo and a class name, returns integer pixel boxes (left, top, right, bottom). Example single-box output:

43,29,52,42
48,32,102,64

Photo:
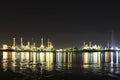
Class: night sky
0,1,120,48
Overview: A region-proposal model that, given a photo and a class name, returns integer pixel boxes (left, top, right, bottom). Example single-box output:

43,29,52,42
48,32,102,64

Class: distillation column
12,37,16,49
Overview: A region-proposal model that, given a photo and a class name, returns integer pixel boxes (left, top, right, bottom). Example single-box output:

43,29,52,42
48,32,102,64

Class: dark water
0,51,120,80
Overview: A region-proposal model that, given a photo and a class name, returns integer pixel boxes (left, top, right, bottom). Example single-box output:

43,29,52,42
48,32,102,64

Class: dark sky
0,0,120,48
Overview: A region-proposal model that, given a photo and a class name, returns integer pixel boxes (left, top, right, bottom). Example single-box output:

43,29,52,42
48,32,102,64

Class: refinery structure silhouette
1,31,120,52
2,37,54,51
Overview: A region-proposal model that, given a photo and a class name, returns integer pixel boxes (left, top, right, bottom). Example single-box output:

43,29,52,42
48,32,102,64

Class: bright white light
111,47,114,50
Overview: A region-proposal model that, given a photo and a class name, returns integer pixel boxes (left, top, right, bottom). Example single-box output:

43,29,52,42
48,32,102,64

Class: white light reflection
115,64,120,74
90,53,93,64
116,51,119,64
111,52,114,64
56,52,62,63
56,52,63,70
93,52,98,63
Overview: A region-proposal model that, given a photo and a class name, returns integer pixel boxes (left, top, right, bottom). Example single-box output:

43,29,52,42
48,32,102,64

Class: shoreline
0,49,118,52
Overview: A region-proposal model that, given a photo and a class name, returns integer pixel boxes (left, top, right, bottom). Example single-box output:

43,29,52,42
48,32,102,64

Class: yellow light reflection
97,52,101,65
29,52,33,62
20,52,25,63
20,52,24,69
68,52,72,63
63,52,66,63
83,52,88,64
12,52,15,60
105,52,111,63
83,64,89,69
33,52,36,64
11,52,15,71
36,52,40,62
46,52,53,71
26,52,29,61
2,52,8,71
68,52,72,68
3,52,7,60
40,52,45,63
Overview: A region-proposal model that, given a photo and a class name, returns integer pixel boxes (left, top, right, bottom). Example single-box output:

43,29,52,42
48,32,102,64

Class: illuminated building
31,42,36,51
12,37,16,50
39,37,45,51
46,39,54,51
20,37,24,49
3,44,8,49
49,42,53,49
27,41,30,50
82,41,102,50
23,41,30,50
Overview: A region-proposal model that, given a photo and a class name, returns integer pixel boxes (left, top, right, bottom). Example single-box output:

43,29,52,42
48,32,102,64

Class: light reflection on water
1,51,120,79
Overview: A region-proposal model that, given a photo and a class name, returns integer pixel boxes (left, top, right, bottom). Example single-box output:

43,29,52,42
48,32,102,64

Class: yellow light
68,52,72,69
32,52,37,64
83,52,88,64
12,52,15,60
40,52,45,63
3,44,8,49
3,52,7,59
26,52,29,60
46,52,53,71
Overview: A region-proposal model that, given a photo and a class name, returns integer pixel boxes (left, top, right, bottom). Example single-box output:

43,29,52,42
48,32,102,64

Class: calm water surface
0,51,120,80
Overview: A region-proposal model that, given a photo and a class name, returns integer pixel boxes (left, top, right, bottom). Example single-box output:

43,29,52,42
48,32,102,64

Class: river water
0,51,120,80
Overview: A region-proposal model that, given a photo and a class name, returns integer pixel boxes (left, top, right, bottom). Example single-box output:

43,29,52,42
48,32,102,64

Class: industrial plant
2,37,54,51
1,36,120,52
